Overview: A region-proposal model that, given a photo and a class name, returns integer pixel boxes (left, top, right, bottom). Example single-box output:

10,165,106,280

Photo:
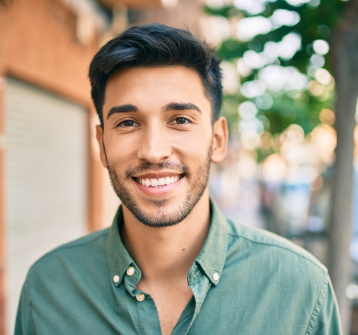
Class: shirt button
213,272,219,281
136,293,145,302
127,266,135,276
113,275,120,283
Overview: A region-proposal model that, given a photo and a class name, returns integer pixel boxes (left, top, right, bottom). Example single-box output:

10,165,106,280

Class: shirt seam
219,229,229,273
228,233,326,271
25,280,37,335
189,270,204,285
30,231,109,268
135,300,143,335
304,273,329,335
173,312,195,330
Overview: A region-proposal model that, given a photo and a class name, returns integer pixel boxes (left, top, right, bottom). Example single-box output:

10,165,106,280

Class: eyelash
171,117,192,125
116,120,139,128
116,117,192,128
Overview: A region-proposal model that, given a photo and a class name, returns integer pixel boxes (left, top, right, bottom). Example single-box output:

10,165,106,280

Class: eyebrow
164,102,202,114
107,104,138,120
106,101,202,120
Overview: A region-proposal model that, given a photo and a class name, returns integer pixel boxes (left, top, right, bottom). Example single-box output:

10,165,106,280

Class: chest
30,272,316,335
138,283,194,335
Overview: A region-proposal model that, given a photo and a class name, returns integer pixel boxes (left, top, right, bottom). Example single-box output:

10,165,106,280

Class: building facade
0,0,212,333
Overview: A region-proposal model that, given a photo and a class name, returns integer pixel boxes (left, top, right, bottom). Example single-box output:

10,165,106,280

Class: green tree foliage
205,0,347,154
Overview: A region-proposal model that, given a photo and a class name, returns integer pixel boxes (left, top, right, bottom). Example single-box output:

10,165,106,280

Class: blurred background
0,0,357,334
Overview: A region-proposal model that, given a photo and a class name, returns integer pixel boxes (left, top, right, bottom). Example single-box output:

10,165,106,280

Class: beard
104,145,212,228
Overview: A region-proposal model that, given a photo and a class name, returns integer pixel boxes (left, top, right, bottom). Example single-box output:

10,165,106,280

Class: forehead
103,66,211,117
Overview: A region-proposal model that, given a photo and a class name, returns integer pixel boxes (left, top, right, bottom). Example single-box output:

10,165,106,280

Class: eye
117,120,139,128
171,117,192,125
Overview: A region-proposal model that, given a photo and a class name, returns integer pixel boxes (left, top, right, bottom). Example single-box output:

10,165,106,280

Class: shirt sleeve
14,281,36,335
306,274,342,335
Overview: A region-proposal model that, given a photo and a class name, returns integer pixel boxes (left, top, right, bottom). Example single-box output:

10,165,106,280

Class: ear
95,125,107,168
211,117,228,164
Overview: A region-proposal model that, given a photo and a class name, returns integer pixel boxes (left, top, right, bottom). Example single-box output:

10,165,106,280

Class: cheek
104,133,137,165
175,123,212,145
171,130,212,164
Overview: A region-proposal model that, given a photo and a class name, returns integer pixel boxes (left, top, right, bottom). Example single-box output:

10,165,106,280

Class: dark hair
89,23,223,126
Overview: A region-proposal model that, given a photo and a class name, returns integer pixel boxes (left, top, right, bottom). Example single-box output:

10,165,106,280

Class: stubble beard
104,145,212,228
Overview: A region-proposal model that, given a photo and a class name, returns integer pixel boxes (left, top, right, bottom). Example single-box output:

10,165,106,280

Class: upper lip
133,172,183,179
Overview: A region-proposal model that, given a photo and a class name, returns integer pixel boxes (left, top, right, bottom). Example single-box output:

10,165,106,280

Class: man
15,24,341,335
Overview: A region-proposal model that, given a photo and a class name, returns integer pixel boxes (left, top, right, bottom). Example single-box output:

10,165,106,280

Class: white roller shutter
5,77,88,334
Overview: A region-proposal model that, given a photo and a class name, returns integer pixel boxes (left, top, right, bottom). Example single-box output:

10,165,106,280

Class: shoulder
225,218,327,277
223,219,330,319
27,228,110,282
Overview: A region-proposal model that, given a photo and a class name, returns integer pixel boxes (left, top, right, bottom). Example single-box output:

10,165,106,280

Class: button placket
136,293,145,302
127,266,135,276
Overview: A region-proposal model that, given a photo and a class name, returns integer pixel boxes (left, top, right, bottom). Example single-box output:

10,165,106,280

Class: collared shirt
15,200,341,335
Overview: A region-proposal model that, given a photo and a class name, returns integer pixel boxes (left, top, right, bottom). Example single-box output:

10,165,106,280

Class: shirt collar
190,199,229,286
107,206,136,287
107,198,229,288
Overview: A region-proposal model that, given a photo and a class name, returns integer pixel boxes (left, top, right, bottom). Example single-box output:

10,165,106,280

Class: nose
137,123,171,163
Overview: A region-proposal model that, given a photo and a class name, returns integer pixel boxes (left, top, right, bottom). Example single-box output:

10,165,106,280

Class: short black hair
89,23,223,126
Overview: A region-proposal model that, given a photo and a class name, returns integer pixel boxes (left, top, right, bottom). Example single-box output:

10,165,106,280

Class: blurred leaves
205,0,347,160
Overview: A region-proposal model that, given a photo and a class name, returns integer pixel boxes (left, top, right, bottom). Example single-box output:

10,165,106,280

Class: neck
121,189,211,283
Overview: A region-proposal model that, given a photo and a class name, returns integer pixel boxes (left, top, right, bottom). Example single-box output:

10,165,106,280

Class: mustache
125,161,189,178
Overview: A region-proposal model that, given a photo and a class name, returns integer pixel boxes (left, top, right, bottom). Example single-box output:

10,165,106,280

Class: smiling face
96,66,228,227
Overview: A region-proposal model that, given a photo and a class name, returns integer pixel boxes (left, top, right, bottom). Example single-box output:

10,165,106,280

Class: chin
125,195,194,228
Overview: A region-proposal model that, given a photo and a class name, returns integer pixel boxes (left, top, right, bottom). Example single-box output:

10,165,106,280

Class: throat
136,277,194,335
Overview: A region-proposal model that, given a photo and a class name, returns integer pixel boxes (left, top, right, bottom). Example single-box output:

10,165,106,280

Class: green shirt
15,200,341,335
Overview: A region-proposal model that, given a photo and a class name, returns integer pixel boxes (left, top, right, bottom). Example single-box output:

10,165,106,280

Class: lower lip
134,177,185,196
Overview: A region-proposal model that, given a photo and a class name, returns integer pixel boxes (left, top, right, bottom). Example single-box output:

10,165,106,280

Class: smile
134,175,184,188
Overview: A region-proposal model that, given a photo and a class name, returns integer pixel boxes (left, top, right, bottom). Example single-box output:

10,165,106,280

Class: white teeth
139,176,182,187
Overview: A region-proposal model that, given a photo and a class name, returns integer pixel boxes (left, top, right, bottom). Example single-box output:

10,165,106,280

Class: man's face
97,66,226,227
